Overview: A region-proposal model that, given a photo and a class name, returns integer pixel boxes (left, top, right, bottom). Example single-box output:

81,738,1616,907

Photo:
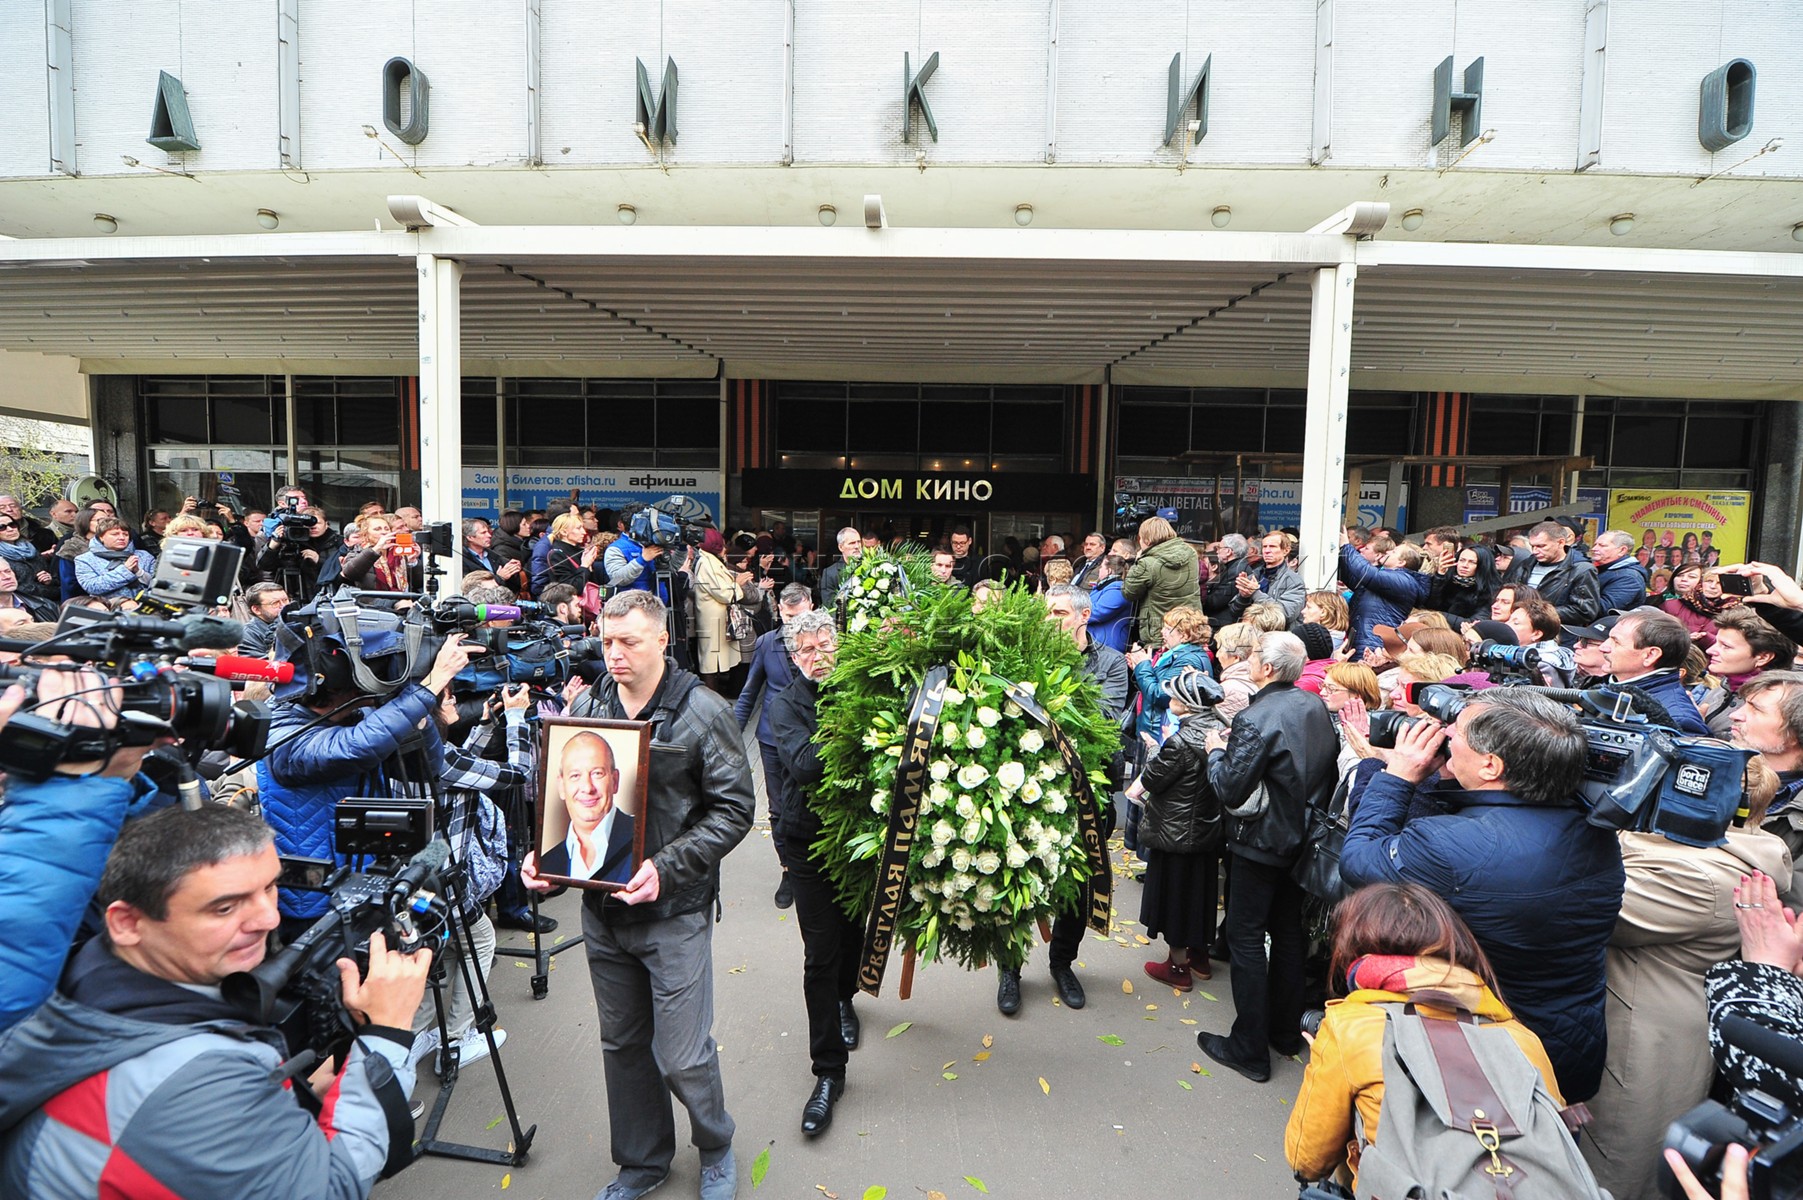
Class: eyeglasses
1318,681,1345,696
0,523,17,531
792,643,834,660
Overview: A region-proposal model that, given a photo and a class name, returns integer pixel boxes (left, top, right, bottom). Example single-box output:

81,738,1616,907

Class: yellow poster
1607,489,1751,571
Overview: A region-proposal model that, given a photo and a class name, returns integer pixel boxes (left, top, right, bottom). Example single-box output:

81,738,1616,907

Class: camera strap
322,596,425,695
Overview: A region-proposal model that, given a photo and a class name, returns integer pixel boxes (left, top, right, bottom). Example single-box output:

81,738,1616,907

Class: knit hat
1163,668,1224,711
1470,619,1518,647
1295,622,1334,662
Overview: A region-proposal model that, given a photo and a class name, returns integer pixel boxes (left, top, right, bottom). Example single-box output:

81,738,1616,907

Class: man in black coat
1503,520,1602,639
766,609,862,1137
1198,630,1337,1083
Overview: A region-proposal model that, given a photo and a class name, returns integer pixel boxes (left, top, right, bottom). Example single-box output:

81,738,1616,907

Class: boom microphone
176,614,246,652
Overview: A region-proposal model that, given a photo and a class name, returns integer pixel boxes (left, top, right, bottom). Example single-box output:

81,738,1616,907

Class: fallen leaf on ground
501,1174,510,1190
815,1189,837,1200
862,1187,887,1200
965,1177,989,1194
1134,934,1151,944
1122,979,1134,994
942,1071,958,1080
1191,1062,1204,1072
885,1021,912,1038
1145,1004,1158,1010
981,1034,994,1048
486,1114,505,1130
729,966,747,974
1097,1034,1125,1046
972,1051,991,1062
942,1061,957,1071
1197,990,1218,1002
1179,1018,1198,1025
751,1147,771,1187
1039,1076,1051,1095
928,1192,947,1200
1179,1080,1194,1090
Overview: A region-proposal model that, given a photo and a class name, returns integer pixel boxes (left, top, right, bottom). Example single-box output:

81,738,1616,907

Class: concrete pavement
378,771,1304,1200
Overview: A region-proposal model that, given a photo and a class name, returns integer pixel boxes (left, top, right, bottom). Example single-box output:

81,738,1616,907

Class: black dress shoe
839,999,861,1050
1050,964,1086,1009
496,907,558,934
774,874,794,909
996,968,1022,1016
800,1076,844,1136
1198,1032,1271,1083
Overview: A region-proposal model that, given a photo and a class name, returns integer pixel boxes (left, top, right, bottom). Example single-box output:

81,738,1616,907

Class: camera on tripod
628,494,713,550
1112,492,1159,537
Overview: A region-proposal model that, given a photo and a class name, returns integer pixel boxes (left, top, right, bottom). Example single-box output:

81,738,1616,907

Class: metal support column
1297,263,1356,588
1094,374,1111,534
417,253,464,588
494,377,507,510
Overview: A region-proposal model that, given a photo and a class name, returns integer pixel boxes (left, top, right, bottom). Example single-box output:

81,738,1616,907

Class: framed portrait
535,717,652,892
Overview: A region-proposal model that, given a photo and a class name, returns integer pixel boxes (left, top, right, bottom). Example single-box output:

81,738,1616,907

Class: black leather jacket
1203,555,1251,623
569,662,755,923
1138,712,1226,854
767,674,825,849
1206,680,1337,867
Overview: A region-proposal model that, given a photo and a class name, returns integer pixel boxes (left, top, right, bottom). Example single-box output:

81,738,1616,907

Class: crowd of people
3,489,1802,1199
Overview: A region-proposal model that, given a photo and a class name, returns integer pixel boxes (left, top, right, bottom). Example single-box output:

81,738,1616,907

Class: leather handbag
1291,772,1352,903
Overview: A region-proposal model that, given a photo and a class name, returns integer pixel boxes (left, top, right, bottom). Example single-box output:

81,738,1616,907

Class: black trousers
757,740,786,860
777,840,861,1081
1048,904,1085,971
1223,853,1306,1068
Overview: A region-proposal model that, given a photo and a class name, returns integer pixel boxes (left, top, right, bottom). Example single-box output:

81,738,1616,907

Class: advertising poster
1462,485,1610,543
1606,489,1751,569
462,467,723,524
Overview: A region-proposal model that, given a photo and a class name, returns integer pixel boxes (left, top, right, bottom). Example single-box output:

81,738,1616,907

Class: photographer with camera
604,502,672,597
0,805,432,1199
256,488,337,600
257,631,480,928
523,589,753,1200
1340,691,1625,1102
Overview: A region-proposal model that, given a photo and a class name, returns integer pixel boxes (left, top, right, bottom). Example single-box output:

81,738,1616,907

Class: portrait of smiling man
541,729,640,887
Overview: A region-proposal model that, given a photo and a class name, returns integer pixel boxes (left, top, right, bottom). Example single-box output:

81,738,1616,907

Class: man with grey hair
817,527,862,614
735,582,818,907
1591,528,1649,612
992,584,1131,1016
766,608,863,1136
460,517,522,585
1340,689,1625,1102
1596,605,1709,735
1198,629,1335,1083
1204,534,1253,627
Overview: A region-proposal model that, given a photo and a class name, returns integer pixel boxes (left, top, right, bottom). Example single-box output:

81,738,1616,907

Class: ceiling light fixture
1014,204,1034,226
817,204,837,227
255,208,280,230
92,214,118,233
1210,205,1232,229
1609,213,1636,236
1400,208,1425,231
617,203,637,225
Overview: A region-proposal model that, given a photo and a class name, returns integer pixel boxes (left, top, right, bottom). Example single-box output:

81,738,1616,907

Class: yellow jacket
1284,960,1564,1187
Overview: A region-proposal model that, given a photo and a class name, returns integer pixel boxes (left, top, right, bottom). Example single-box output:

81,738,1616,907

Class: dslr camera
1663,1015,1803,1199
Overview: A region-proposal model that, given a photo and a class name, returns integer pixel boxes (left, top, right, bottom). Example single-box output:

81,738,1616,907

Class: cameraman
257,632,479,929
1340,691,1625,1102
0,806,431,1199
256,490,336,600
604,502,671,596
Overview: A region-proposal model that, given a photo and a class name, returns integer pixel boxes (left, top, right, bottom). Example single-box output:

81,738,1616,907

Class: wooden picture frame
534,716,652,892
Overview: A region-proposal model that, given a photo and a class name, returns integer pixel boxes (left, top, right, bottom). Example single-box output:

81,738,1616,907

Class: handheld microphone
472,602,543,623
179,654,296,684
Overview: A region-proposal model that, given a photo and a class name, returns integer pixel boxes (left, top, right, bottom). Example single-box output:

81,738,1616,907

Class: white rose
1038,760,1060,781
848,610,870,633
1004,700,1023,718
950,847,972,873
1018,729,1045,755
975,850,1002,875
921,846,945,868
1020,778,1043,804
1005,842,1030,869
1044,792,1068,814
975,706,1002,728
928,781,952,808
1017,681,1038,696
955,795,977,820
939,897,957,913
956,763,990,790
929,760,952,784
931,820,956,846
961,817,983,843
994,761,1026,792
910,883,928,903
966,726,987,750
955,913,975,931
870,793,888,814
942,687,966,707
972,886,994,913
954,872,977,895
1058,829,1074,847
940,721,961,747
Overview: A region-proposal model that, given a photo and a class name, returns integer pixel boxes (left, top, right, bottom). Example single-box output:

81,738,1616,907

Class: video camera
1663,1015,1803,1199
1468,638,1548,679
628,495,713,550
1366,682,1754,849
271,494,316,540
429,595,599,690
1112,493,1159,537
225,797,448,1065
0,537,269,780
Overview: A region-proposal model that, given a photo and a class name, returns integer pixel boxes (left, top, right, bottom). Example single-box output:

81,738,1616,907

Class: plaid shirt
438,709,534,913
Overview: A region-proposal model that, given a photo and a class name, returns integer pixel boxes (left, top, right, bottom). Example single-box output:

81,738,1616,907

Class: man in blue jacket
1592,529,1650,613
1595,606,1711,736
1338,529,1432,653
1086,553,1133,651
734,583,813,908
257,632,478,927
1340,689,1625,1102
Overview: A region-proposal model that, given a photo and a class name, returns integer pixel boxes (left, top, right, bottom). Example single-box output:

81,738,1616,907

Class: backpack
1354,1000,1612,1200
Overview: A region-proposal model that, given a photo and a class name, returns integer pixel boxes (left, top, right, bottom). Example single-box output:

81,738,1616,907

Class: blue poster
462,467,723,524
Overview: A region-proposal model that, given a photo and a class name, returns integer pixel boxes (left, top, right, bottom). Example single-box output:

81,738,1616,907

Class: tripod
492,768,584,1001
415,845,537,1166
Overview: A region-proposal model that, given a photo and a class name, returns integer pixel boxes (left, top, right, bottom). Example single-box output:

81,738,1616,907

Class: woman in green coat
1121,517,1202,646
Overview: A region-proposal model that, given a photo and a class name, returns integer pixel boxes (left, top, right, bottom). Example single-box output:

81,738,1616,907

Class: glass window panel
1466,411,1517,455
988,455,1062,473
657,395,719,448
1265,411,1305,454
212,396,274,443
337,449,401,472
849,400,918,450
338,396,400,444
992,403,1064,455
1115,403,1171,457
918,402,988,453
1679,471,1750,488
145,397,209,444
1581,415,1611,461
149,448,210,469
1346,409,1414,455
585,395,655,447
995,384,1065,404
1612,416,1683,467
515,395,573,440
515,447,584,466
1683,418,1754,469
653,448,720,468
1267,389,1307,408
1537,413,1573,457
211,449,272,471
297,473,398,518
1191,407,1263,453
779,399,846,452
292,396,335,444
462,390,497,447
778,381,849,400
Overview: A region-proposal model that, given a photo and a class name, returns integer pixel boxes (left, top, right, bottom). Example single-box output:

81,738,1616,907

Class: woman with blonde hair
1319,662,1383,777
1213,622,1259,722
1303,590,1350,653
547,510,607,590
338,510,421,591
1122,516,1201,646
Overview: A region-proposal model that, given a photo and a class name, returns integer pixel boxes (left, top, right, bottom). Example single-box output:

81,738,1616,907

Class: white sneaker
406,1029,441,1073
455,1027,507,1066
